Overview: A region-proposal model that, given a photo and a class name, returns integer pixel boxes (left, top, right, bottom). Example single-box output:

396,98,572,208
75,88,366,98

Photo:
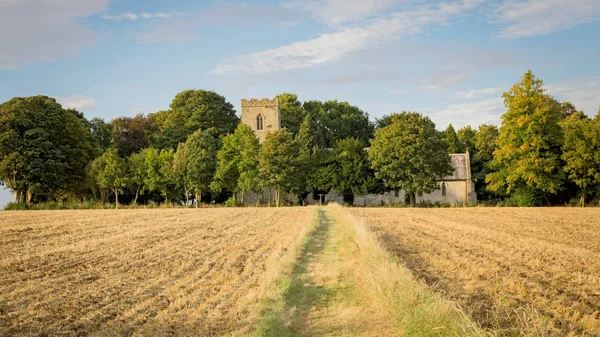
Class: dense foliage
2,70,600,208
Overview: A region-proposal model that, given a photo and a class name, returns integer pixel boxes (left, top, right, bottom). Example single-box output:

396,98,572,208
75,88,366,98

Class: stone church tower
241,98,280,143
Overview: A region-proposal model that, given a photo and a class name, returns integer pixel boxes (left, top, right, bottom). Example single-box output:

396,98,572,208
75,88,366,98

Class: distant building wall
241,98,280,143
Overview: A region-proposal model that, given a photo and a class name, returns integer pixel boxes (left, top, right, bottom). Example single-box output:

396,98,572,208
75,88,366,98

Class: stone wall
241,98,280,143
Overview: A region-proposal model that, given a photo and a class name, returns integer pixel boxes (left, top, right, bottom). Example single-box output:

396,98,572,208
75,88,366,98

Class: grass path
254,206,482,337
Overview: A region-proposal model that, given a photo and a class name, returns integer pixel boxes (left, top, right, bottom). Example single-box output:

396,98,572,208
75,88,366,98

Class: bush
224,196,238,207
4,202,28,210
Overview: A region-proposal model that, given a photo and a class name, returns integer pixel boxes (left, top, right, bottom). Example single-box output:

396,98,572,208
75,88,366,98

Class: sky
1,0,600,207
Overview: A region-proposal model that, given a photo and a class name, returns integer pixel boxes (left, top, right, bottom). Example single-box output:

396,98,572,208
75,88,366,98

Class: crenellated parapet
241,98,280,108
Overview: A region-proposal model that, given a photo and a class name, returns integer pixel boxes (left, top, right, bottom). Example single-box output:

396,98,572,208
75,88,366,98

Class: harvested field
351,208,600,336
0,208,313,336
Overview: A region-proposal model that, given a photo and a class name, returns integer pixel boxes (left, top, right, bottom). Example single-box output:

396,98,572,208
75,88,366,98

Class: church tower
241,98,280,143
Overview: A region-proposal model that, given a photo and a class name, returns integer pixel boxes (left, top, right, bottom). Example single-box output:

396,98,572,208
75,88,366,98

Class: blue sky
1,0,600,206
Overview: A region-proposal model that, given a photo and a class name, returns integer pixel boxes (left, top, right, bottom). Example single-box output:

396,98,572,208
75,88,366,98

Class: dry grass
0,208,313,336
350,207,600,336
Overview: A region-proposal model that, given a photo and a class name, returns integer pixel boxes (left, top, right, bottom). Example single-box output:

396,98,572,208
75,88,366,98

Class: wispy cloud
547,77,600,116
496,0,600,39
0,0,108,69
212,0,484,75
432,97,504,129
455,86,504,99
102,12,171,21
287,0,403,25
57,95,98,111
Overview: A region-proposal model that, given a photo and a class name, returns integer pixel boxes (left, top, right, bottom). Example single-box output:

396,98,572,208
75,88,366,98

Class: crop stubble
351,208,600,336
0,208,312,336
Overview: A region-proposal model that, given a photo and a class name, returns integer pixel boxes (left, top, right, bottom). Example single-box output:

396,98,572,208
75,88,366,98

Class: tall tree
172,142,191,205
277,93,306,135
142,148,175,204
0,96,96,203
212,124,259,203
561,115,600,206
329,138,374,205
443,124,464,153
90,117,113,152
375,114,393,129
293,112,321,203
369,112,453,206
258,130,301,207
457,126,477,153
473,124,500,200
126,152,146,205
186,130,220,206
111,114,156,157
153,90,238,149
304,100,374,148
91,148,127,209
486,71,564,205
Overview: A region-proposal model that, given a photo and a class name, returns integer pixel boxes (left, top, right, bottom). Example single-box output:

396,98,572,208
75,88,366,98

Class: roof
444,154,469,181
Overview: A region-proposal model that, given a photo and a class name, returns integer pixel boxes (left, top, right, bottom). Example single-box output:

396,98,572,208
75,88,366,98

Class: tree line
1,70,599,208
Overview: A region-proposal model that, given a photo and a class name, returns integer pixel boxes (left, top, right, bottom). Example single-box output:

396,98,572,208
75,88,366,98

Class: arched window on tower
256,114,264,131
441,182,447,197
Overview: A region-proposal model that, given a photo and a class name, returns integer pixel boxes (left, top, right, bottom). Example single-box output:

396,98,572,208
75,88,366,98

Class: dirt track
0,208,312,336
351,207,600,336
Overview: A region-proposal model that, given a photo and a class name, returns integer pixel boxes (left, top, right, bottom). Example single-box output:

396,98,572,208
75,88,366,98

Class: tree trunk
26,190,32,205
195,191,199,208
114,188,119,209
134,188,139,206
409,192,416,207
185,188,189,207
276,189,281,207
581,186,586,208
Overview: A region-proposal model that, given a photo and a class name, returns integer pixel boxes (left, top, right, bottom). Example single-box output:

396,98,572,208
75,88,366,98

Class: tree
153,90,238,149
91,148,127,209
304,100,374,148
90,117,113,152
172,142,191,205
277,93,306,135
111,114,156,157
126,152,146,205
329,138,374,205
561,115,600,206
369,112,453,206
457,126,477,153
443,124,464,153
0,96,96,203
375,114,393,129
486,71,564,205
185,130,220,206
293,112,322,204
142,148,175,204
258,130,301,207
473,124,500,200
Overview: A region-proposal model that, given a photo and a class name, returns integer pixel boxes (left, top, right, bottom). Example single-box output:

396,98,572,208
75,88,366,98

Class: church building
240,97,477,205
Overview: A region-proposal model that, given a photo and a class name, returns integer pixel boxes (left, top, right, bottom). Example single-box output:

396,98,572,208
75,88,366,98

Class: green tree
153,90,238,149
172,142,191,205
457,126,477,153
186,130,220,206
304,100,374,148
369,112,453,206
486,71,564,205
143,148,175,204
561,115,600,206
212,124,260,204
329,138,374,205
375,114,393,129
258,130,301,207
474,124,500,200
91,148,127,209
443,124,464,153
111,114,157,157
90,117,113,152
277,93,306,135
126,152,146,205
0,96,96,203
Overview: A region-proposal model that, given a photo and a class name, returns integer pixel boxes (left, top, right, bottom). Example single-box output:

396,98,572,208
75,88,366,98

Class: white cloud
455,86,504,99
0,0,108,69
57,95,98,111
431,97,504,129
287,0,402,25
102,12,171,21
547,78,600,116
212,0,484,75
496,0,600,39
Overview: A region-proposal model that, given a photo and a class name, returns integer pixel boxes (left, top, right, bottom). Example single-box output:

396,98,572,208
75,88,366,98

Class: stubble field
0,208,313,336
350,208,600,336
